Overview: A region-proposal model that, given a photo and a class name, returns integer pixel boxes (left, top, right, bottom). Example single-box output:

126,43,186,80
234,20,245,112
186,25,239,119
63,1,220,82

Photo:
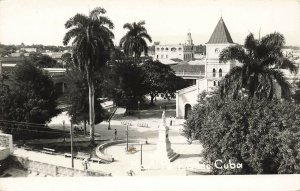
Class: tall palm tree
119,21,152,64
63,7,114,144
219,32,297,100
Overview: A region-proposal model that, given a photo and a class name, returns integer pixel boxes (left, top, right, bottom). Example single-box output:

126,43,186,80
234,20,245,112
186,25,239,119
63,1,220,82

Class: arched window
171,47,177,51
161,48,164,51
178,47,182,51
219,69,222,77
184,104,192,119
156,48,160,51
213,81,216,86
212,68,216,77
165,48,169,51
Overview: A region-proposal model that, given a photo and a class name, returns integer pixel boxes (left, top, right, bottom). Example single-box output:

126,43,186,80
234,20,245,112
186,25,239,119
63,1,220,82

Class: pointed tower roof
207,17,234,44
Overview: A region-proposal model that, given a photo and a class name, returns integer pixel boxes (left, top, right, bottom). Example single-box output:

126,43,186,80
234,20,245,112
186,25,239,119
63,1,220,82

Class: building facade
176,17,236,118
155,32,195,63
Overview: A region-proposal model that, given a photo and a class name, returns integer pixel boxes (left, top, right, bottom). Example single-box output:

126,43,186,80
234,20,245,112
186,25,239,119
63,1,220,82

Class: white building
155,32,195,64
176,17,236,118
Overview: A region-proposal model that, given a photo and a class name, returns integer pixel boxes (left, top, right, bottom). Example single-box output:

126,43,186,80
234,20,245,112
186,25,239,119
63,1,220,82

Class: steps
168,152,180,162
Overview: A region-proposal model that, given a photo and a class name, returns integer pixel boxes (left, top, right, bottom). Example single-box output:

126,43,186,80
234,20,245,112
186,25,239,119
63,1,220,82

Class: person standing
114,129,117,140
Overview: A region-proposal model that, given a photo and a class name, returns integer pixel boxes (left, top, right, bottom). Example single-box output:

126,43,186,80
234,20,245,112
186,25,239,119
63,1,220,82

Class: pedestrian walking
114,129,117,140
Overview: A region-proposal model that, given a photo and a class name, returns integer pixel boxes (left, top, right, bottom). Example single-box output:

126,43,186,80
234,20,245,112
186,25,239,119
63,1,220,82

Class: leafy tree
183,94,300,174
103,60,146,109
28,52,59,68
65,67,108,135
63,7,114,143
141,60,187,105
1,61,60,124
219,32,297,100
61,52,73,68
119,21,152,64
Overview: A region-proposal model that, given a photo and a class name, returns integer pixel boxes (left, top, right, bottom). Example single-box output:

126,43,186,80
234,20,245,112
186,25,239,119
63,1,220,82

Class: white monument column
156,110,179,164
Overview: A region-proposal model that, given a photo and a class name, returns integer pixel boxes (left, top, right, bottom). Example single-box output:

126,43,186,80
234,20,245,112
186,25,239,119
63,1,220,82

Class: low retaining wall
96,139,139,162
10,155,111,177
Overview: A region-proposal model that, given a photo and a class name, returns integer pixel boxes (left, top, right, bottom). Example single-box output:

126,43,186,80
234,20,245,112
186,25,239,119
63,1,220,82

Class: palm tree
119,21,152,64
219,32,297,100
63,7,114,144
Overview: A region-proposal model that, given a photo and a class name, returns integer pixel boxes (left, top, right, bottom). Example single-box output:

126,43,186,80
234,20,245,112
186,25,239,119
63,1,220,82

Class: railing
175,71,205,77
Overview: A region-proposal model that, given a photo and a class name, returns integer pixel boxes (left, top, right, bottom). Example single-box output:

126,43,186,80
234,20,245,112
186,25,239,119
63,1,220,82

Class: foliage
219,32,297,100
1,61,60,124
183,94,300,174
141,60,188,104
27,52,61,68
63,7,114,143
61,52,73,68
65,67,108,130
119,21,152,63
103,60,146,109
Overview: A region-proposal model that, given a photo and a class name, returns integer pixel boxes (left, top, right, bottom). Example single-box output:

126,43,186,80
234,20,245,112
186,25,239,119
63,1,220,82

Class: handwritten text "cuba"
214,159,243,170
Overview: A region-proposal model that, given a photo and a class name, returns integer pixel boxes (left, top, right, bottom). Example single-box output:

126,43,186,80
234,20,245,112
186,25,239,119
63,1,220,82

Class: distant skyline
0,0,299,46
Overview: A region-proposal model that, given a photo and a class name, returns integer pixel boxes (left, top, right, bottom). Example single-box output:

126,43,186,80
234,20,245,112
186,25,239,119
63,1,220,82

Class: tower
205,17,235,88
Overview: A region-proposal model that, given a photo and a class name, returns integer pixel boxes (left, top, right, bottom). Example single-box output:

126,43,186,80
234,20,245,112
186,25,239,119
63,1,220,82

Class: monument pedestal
156,124,180,164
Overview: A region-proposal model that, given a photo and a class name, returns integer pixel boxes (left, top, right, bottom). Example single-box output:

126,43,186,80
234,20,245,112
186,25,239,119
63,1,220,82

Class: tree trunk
84,119,87,136
86,62,95,145
88,81,95,144
150,93,155,105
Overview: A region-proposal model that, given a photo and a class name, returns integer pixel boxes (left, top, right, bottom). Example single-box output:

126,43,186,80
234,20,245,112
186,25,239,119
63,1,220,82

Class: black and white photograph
0,0,300,190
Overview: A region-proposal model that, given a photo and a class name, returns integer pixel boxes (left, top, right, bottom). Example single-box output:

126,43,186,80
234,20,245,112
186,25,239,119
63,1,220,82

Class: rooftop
207,17,234,44
171,64,205,74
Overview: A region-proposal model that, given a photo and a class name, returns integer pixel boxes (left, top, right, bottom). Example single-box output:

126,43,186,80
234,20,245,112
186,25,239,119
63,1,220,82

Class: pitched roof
207,17,234,44
171,64,205,74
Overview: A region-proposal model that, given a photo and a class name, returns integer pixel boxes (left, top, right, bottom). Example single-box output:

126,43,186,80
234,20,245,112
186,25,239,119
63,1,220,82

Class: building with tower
176,17,237,118
154,32,195,64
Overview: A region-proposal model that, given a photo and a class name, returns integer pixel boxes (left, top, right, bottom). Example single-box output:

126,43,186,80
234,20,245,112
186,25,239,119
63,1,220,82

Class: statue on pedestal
162,110,166,126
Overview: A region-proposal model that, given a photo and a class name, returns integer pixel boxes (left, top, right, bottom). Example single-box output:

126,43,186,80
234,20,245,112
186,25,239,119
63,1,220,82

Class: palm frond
219,45,249,64
89,7,106,19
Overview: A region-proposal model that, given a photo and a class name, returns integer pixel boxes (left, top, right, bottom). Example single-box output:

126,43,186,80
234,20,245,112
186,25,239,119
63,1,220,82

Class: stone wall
0,133,13,153
10,155,111,177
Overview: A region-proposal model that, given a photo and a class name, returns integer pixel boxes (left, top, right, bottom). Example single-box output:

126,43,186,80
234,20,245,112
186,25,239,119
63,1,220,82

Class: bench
41,147,55,155
64,153,72,158
89,157,102,164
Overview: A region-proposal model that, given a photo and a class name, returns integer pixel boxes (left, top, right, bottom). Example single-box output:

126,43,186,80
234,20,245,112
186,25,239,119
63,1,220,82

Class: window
219,69,222,77
213,68,216,77
178,48,182,51
161,55,163,58
218,81,220,86
171,47,177,51
161,48,164,51
156,48,160,51
166,48,169,51
166,55,168,58
213,81,216,86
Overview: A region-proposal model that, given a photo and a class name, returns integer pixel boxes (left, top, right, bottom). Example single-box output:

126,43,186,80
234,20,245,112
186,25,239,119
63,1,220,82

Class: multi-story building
154,32,195,64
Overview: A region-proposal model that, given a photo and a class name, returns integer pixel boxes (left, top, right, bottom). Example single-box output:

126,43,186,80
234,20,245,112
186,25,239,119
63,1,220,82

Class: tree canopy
141,60,187,104
219,32,297,100
65,66,108,134
1,61,60,124
183,93,300,174
119,21,152,63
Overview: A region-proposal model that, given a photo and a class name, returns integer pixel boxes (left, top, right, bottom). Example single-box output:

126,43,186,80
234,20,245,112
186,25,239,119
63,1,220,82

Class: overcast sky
0,0,299,46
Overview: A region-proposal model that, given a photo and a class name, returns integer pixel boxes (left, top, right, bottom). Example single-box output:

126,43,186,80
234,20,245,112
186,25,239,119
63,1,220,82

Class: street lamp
140,141,144,170
138,101,140,119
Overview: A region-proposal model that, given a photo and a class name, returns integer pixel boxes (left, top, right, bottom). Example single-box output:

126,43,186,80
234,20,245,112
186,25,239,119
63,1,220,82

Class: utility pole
70,122,74,168
63,120,65,142
126,125,129,151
